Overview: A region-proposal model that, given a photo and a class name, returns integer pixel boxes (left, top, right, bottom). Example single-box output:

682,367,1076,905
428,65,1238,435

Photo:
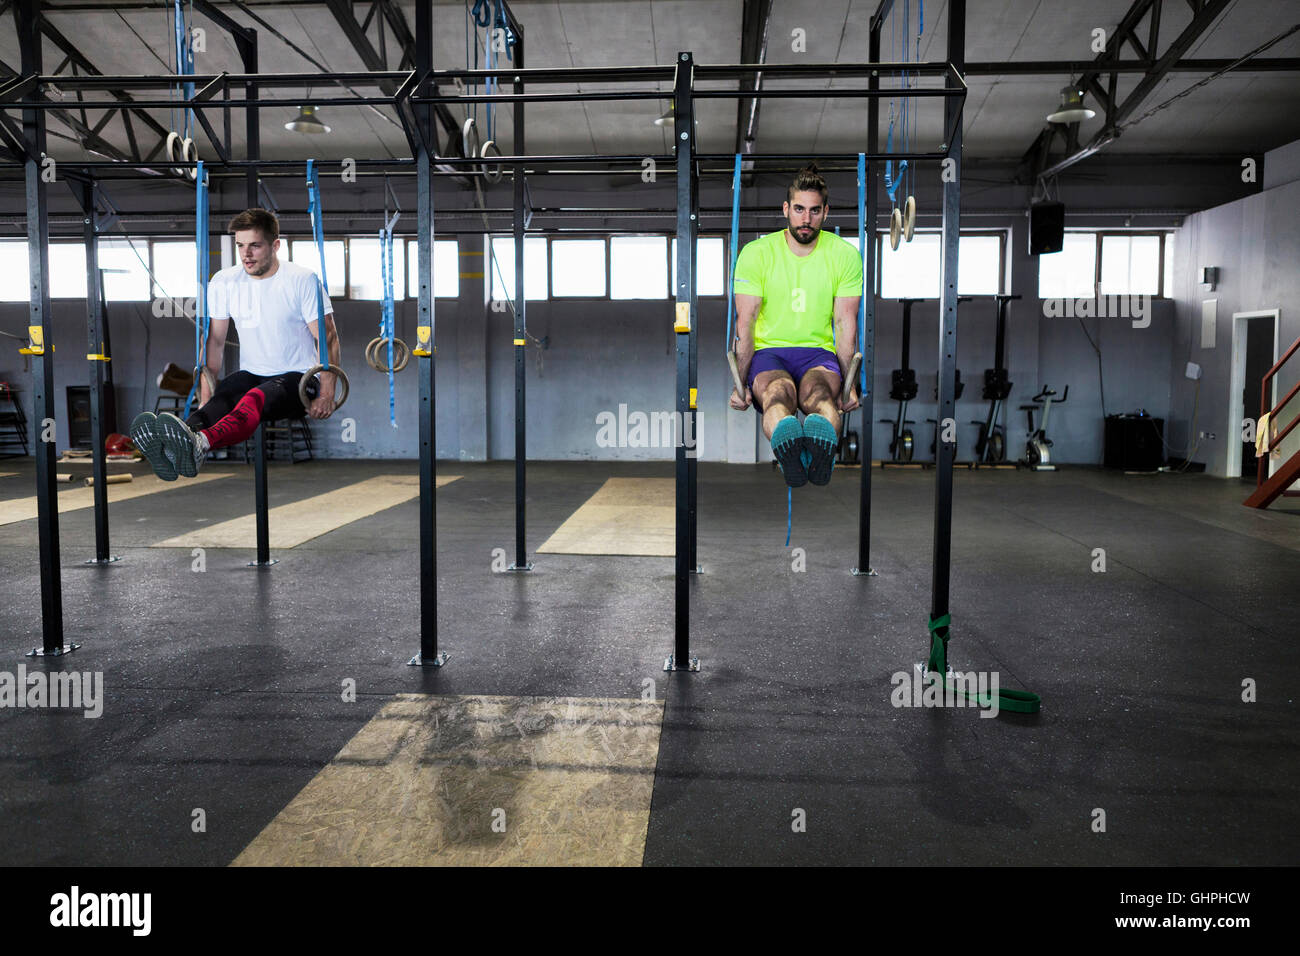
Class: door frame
1228,308,1280,479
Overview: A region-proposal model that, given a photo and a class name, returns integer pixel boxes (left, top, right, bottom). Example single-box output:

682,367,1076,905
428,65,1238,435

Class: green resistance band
927,613,1041,715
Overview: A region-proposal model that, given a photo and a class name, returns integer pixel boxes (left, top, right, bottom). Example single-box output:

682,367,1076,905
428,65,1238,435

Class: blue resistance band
725,152,742,352
184,160,209,420
172,0,196,138
306,159,330,371
379,212,399,427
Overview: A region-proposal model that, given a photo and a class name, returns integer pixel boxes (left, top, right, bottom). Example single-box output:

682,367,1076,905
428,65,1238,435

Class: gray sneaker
129,411,177,481
157,412,208,477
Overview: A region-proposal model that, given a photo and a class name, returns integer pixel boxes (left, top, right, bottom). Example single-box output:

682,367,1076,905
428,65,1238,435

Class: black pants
185,370,318,431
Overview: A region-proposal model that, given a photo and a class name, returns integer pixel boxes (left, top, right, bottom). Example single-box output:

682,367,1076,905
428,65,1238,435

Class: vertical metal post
78,177,117,564
410,0,445,666
856,15,882,578
237,31,273,568
509,28,531,572
666,52,699,672
20,0,74,658
931,0,965,639
687,141,699,575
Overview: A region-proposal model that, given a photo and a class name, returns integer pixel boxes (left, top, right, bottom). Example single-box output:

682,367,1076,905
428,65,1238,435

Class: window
290,239,345,297
551,239,606,297
405,239,460,299
98,239,151,301
489,236,548,301
880,233,941,298
671,236,726,296
611,236,668,299
0,241,28,301
875,232,1005,298
151,240,197,299
1036,233,1097,299
1100,234,1161,296
348,237,406,300
48,243,88,299
957,235,1002,296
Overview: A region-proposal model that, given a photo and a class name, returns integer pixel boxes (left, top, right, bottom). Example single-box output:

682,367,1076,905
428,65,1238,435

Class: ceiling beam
1037,0,1236,181
322,0,463,157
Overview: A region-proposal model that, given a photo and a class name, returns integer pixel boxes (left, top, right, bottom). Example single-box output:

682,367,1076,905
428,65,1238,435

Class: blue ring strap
725,153,742,352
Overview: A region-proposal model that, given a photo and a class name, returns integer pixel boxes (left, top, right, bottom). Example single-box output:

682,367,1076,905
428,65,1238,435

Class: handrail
1258,332,1300,490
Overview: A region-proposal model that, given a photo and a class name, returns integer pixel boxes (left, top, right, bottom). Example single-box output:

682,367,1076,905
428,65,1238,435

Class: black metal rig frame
3,0,966,671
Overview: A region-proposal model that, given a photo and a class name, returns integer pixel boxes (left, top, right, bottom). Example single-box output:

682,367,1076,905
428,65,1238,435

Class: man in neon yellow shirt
730,164,862,486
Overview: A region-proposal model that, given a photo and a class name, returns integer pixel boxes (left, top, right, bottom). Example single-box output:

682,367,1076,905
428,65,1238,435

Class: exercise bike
1020,384,1068,471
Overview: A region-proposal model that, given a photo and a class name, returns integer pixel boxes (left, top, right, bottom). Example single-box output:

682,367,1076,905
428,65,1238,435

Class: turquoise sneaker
771,415,807,487
803,413,838,485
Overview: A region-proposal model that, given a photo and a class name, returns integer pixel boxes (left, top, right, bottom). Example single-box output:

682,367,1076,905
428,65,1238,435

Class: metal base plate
506,563,534,572
408,652,449,667
663,653,700,672
248,558,281,567
851,566,878,576
689,565,703,574
84,555,122,565
27,642,82,658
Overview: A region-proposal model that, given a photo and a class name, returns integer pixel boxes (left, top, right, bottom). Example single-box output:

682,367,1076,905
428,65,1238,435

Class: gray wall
1167,143,1300,480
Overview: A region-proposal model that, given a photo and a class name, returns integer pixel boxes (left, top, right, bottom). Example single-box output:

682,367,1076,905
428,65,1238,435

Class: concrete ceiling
2,0,1298,165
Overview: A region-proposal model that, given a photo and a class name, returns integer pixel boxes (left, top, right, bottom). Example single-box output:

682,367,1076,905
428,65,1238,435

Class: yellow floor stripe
0,471,234,526
538,477,674,556
232,694,664,867
151,474,460,549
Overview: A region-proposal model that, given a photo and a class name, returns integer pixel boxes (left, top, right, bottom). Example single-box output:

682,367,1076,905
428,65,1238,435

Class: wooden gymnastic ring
366,336,409,373
903,195,916,241
193,365,217,398
299,364,350,413
480,139,503,184
166,131,185,177
889,207,903,250
183,137,199,180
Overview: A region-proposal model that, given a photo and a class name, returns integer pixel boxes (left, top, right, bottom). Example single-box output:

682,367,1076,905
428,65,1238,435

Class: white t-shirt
207,260,333,376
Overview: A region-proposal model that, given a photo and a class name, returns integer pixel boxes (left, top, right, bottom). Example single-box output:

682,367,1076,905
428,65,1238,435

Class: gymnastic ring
366,336,409,373
193,365,217,398
903,195,916,241
889,207,903,250
480,139,503,184
166,131,185,177
299,364,350,414
462,117,481,166
183,137,199,180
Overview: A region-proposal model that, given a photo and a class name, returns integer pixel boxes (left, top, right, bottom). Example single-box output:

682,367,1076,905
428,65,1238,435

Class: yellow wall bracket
674,302,691,333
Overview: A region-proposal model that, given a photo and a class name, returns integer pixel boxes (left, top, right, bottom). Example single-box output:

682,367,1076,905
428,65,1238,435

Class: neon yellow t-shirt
732,229,863,351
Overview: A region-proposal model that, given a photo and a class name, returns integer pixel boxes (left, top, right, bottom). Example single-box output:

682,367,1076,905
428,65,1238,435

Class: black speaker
1028,202,1065,255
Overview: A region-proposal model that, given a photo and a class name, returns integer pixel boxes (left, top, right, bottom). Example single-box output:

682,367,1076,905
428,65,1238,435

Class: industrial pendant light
285,105,331,134
1046,83,1096,124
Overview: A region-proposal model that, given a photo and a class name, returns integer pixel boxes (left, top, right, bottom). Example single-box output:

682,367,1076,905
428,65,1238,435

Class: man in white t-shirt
129,208,342,479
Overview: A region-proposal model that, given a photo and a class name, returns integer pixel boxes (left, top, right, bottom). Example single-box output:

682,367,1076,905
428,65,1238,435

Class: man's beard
789,223,819,245
245,259,272,276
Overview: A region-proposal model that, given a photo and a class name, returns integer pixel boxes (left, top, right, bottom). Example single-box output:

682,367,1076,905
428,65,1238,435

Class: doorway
1228,309,1279,481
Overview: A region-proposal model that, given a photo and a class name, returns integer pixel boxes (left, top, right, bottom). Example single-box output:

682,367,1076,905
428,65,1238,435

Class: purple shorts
747,347,840,392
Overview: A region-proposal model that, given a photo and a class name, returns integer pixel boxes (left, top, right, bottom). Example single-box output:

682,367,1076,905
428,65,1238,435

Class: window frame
1095,230,1169,299
874,228,1008,297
